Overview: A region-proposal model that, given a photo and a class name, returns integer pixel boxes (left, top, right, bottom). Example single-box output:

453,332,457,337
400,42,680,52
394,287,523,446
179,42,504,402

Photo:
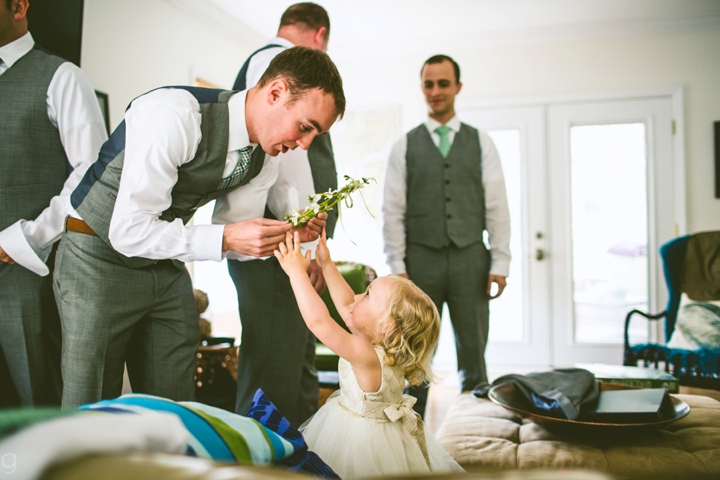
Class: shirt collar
268,36,295,49
227,89,257,152
425,115,461,134
0,31,34,69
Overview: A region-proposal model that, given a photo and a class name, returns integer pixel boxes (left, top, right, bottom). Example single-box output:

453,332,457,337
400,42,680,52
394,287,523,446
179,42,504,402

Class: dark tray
487,381,690,433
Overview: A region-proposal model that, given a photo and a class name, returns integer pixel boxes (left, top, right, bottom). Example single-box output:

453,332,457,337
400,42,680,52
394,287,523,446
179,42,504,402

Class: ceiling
168,0,720,60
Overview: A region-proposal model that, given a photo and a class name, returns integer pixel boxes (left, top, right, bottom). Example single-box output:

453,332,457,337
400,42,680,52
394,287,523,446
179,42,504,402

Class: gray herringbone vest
72,88,264,268
0,47,68,231
405,123,485,249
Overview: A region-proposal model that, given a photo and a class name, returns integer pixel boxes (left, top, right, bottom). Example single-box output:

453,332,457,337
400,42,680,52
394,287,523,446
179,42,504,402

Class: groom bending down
52,47,345,408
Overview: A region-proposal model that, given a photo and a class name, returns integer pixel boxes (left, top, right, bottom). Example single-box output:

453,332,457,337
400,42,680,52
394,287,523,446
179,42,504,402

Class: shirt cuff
0,221,51,276
194,224,226,262
389,259,407,275
490,259,510,278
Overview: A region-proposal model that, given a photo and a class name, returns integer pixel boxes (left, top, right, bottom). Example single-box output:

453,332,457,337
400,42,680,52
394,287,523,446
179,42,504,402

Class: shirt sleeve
0,62,108,276
479,130,511,277
381,135,409,274
108,89,225,263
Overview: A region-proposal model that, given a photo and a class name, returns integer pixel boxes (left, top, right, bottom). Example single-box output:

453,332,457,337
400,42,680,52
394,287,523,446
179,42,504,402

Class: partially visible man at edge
0,0,107,407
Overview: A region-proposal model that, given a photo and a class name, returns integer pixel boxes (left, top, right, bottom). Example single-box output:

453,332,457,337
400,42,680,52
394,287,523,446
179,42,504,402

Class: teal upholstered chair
624,231,720,390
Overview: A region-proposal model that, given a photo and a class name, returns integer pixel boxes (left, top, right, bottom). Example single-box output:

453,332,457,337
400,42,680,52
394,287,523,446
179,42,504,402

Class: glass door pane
549,97,675,366
487,129,524,342
570,123,649,345
461,105,550,367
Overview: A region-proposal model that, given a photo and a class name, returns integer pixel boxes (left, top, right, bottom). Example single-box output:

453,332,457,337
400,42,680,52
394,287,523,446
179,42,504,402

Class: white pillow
667,294,720,350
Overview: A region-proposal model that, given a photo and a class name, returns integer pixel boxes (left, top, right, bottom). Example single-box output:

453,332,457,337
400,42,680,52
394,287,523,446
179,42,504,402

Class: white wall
80,0,257,130
335,29,720,234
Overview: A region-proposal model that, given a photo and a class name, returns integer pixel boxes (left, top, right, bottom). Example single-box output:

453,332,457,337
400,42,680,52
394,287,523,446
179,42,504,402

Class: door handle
535,248,545,261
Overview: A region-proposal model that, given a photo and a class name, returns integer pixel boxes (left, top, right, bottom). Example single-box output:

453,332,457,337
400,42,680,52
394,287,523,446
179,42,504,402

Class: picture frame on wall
95,90,110,135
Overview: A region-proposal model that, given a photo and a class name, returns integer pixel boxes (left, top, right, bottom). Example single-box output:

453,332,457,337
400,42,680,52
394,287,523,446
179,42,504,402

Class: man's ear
314,27,328,46
266,78,288,106
14,0,30,21
456,81,463,95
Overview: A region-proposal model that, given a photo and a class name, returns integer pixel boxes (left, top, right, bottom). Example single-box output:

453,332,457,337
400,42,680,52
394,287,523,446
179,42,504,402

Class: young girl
275,230,463,479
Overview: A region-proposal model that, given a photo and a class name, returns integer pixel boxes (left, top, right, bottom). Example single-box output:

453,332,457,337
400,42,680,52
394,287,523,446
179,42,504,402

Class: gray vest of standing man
0,47,68,230
405,122,485,248
0,46,67,406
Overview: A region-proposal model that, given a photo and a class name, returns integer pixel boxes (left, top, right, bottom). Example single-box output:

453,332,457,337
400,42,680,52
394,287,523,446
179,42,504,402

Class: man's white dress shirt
0,32,108,276
382,115,511,277
212,37,319,260
106,88,279,264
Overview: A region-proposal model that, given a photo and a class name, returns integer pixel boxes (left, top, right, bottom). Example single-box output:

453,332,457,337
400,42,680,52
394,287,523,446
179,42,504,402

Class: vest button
447,214,452,219
445,180,450,184
444,163,450,168
446,198,451,202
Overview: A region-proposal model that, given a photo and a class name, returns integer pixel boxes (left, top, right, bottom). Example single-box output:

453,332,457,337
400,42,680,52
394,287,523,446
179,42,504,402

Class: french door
460,93,681,368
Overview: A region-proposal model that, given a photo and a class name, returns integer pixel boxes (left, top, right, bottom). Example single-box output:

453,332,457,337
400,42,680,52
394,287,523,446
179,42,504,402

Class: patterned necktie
218,145,254,191
435,125,452,158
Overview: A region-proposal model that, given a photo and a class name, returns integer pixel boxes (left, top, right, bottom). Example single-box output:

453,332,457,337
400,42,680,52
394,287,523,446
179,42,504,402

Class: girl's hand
315,227,332,269
275,231,312,276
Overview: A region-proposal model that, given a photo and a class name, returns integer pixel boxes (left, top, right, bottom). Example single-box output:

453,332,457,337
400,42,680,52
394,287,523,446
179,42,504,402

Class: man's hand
0,246,16,265
295,212,327,243
275,231,312,277
222,218,292,257
487,274,507,299
307,260,327,293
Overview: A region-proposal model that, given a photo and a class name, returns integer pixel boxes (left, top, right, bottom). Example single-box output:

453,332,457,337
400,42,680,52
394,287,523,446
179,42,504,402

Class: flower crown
284,175,375,228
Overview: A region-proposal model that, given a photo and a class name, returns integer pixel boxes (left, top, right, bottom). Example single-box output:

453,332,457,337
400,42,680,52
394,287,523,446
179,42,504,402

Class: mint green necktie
435,125,452,158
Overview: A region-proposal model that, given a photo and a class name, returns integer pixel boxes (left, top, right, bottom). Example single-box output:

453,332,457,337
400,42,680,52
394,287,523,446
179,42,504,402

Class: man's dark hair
258,46,345,119
422,54,461,83
5,0,12,11
280,2,330,38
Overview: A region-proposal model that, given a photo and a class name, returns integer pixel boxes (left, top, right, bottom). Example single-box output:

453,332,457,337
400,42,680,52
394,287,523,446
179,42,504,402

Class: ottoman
437,393,720,480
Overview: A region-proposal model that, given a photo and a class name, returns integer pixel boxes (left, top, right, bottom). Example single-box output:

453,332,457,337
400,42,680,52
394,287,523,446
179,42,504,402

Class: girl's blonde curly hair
374,275,440,387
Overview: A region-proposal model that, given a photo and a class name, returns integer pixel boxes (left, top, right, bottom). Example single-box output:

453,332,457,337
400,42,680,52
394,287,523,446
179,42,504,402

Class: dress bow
383,395,418,423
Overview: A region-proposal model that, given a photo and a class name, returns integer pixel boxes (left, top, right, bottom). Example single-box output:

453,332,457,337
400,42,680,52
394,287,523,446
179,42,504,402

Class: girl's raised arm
314,228,356,322
275,232,377,369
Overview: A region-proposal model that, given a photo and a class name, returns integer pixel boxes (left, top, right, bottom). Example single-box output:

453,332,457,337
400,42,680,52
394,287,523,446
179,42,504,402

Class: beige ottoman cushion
437,393,720,480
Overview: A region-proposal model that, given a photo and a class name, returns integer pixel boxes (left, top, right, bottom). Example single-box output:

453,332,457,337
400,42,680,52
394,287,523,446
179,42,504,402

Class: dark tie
218,145,254,191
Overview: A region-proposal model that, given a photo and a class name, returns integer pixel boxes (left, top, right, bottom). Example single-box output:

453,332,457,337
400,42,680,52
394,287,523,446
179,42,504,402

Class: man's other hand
487,274,507,299
295,212,327,243
307,259,327,293
0,246,16,265
222,218,292,257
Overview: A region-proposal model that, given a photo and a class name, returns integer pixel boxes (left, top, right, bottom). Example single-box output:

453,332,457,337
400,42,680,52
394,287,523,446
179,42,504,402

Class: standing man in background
216,2,338,426
0,0,107,407
382,54,511,418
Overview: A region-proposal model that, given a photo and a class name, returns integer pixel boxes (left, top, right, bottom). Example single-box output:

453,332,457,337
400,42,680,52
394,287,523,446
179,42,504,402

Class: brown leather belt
65,217,98,236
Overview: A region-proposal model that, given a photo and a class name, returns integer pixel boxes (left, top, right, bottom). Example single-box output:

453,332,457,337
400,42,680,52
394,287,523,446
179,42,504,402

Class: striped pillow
80,394,295,465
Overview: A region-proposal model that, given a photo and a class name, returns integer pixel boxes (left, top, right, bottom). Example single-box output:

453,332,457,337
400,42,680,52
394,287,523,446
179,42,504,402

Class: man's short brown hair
422,54,461,83
258,46,345,119
280,2,330,38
